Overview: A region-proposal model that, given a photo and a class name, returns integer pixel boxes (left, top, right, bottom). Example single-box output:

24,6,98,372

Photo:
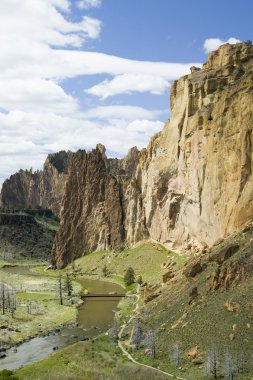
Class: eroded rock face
138,42,253,249
1,151,72,217
52,42,253,267
52,145,148,267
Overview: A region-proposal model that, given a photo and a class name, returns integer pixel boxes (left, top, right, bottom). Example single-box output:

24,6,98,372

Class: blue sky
0,0,252,184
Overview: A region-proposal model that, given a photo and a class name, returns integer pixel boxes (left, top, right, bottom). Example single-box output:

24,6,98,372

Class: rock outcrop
52,145,148,267
52,42,253,267
1,151,72,217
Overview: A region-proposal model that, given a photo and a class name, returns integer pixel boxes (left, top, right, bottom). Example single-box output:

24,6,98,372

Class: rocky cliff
51,144,148,267
52,42,253,267
1,151,72,217
140,42,253,250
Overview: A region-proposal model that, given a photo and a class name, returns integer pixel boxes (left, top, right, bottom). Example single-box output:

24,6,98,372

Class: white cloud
0,109,164,185
77,0,102,10
0,0,201,186
203,37,241,53
0,0,102,50
85,74,171,99
82,106,167,120
0,78,78,114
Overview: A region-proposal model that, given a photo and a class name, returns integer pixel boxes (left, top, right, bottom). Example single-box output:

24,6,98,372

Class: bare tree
223,351,237,380
109,320,119,343
204,344,220,379
0,283,16,316
0,283,5,315
145,329,157,359
170,343,182,366
58,275,63,305
235,351,245,374
27,298,32,314
131,319,143,349
65,273,73,297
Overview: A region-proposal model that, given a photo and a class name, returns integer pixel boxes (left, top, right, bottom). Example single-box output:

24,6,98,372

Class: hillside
0,211,58,261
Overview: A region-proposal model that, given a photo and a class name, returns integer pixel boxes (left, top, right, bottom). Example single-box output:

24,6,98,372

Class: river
0,266,124,370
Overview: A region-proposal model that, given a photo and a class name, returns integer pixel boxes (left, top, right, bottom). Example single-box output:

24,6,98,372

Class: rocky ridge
1,151,72,217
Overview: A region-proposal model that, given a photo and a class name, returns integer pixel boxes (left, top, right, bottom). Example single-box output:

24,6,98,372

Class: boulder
183,262,203,278
162,270,175,283
210,244,240,264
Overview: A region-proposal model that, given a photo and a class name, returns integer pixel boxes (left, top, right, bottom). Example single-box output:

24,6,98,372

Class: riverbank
0,264,82,350
1,243,192,378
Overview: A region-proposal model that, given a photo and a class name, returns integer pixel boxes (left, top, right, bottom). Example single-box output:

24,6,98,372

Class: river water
0,266,124,370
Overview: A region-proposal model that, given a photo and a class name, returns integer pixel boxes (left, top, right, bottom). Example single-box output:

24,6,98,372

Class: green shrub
124,267,135,286
0,369,18,380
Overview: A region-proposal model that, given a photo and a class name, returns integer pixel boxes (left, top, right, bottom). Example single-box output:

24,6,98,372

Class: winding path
117,288,188,380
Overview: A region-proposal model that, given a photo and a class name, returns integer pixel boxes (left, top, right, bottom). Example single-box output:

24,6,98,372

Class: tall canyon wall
52,42,253,267
1,42,253,268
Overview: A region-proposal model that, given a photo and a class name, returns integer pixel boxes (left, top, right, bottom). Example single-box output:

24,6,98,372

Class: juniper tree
102,264,109,277
124,267,135,286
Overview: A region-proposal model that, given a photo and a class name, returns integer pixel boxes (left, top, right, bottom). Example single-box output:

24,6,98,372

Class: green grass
0,266,82,348
15,334,167,380
0,292,77,348
70,242,186,285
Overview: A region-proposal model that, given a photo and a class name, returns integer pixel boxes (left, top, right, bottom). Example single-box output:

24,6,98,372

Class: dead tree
58,275,63,305
131,319,143,349
0,283,16,316
65,273,73,297
145,329,157,359
170,343,182,366
204,344,220,379
109,320,119,343
223,351,236,380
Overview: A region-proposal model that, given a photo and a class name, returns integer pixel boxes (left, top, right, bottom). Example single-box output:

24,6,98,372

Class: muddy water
0,266,124,370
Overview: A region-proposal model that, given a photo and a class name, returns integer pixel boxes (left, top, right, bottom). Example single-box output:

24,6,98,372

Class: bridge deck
81,293,125,298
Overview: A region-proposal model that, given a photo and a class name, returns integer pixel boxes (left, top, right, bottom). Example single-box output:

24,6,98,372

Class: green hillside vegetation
119,225,253,379
69,242,187,285
2,232,251,379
